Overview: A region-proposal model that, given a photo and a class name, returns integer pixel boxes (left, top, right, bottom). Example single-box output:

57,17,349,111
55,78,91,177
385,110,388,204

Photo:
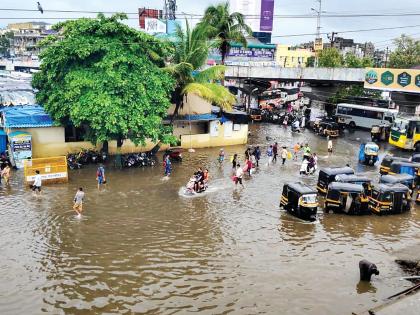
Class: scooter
184,177,208,195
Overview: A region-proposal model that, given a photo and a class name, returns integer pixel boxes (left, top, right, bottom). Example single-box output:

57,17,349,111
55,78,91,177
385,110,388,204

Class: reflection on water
0,124,419,314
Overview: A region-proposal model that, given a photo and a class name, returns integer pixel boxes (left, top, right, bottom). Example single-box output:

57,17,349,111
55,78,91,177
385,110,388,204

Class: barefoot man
73,187,85,216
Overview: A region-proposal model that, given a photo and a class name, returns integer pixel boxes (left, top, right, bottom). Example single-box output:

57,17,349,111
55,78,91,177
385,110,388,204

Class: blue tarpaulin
1,105,54,128
0,129,6,153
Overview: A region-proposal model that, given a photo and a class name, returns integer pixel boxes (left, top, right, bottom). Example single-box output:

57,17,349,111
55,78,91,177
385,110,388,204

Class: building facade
275,45,315,68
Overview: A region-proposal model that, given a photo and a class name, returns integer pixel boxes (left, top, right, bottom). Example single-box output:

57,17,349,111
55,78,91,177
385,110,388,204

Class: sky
1,0,419,50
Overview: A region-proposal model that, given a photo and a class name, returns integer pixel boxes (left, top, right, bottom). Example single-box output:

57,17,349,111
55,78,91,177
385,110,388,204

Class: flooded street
1,123,419,315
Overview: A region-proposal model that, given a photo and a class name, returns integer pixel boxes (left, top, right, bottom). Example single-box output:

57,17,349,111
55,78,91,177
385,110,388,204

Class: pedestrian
164,155,172,177
293,143,300,160
96,164,106,189
254,146,261,167
73,187,85,216
300,159,309,175
32,170,42,195
327,136,333,154
266,145,273,165
234,164,244,187
303,143,311,160
218,148,225,164
312,153,318,174
1,163,11,186
246,157,253,176
273,142,278,162
244,147,251,160
281,146,288,165
232,153,238,169
250,153,257,170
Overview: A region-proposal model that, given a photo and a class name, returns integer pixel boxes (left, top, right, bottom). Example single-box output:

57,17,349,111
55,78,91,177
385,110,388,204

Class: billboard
314,38,323,51
144,18,166,34
260,0,274,32
364,68,420,94
230,0,275,33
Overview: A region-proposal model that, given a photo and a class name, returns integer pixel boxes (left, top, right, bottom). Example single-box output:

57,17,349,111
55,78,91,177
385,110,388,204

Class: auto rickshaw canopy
328,182,365,193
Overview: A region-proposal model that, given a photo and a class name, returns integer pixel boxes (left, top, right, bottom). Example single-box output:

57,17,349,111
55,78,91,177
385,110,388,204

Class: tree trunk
115,136,124,168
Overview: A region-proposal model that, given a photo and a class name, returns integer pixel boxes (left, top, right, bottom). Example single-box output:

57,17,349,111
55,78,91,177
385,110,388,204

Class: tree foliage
344,52,374,68
318,48,344,67
0,31,13,56
329,84,381,105
306,56,315,67
389,34,420,68
167,21,235,117
32,14,175,147
199,1,252,64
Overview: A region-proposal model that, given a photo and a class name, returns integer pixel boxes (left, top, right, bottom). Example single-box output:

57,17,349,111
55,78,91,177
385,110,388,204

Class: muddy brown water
1,124,419,315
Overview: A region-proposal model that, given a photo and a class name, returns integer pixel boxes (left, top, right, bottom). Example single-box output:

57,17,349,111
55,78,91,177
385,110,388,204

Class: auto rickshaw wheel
349,121,356,129
415,142,420,152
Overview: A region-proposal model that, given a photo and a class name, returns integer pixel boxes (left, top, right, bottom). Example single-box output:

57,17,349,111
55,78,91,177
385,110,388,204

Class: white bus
336,103,398,129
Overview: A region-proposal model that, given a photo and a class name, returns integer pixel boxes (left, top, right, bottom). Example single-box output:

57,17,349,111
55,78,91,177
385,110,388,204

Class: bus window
384,116,393,123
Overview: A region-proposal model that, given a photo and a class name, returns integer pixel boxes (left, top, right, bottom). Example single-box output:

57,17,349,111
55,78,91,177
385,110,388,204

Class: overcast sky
1,0,419,50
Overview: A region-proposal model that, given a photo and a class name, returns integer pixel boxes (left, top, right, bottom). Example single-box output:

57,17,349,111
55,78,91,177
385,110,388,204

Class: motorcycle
184,176,208,195
67,154,82,170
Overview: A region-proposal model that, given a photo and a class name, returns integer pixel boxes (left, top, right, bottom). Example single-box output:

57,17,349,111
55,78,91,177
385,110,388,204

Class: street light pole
311,0,325,67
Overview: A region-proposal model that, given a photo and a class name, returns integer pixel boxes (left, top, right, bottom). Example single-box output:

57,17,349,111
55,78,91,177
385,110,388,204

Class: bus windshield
392,118,409,133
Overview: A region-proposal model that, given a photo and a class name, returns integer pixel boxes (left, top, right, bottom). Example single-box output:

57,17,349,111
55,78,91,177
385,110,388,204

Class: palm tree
199,2,252,65
167,21,235,118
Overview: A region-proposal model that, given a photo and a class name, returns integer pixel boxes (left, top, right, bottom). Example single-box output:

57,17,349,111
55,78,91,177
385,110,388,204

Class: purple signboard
260,0,274,32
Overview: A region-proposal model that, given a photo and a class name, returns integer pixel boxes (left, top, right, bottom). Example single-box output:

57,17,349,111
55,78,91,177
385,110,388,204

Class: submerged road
0,123,419,314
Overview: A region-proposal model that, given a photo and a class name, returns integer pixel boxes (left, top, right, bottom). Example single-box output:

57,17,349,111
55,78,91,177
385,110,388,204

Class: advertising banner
10,132,32,169
144,18,166,34
314,38,323,51
230,0,261,32
364,68,420,93
227,47,275,59
260,0,274,32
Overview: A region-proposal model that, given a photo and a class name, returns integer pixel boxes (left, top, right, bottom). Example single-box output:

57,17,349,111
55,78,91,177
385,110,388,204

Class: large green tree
200,1,252,64
32,14,175,149
389,34,420,68
318,48,344,67
167,21,235,117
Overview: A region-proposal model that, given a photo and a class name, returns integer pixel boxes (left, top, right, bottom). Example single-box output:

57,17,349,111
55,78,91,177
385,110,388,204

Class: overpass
225,65,365,83
1,58,366,83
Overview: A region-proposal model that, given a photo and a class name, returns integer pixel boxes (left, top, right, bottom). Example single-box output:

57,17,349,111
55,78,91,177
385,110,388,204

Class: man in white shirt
327,136,333,154
32,170,42,194
235,164,244,187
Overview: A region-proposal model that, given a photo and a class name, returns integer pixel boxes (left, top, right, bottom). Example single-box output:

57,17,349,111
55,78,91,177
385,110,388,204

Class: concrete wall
167,93,212,116
181,123,248,149
225,65,366,82
9,127,168,158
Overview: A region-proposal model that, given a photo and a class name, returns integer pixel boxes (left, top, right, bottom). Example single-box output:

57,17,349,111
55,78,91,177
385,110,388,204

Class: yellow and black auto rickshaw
249,108,262,122
335,174,372,194
371,123,390,142
369,184,411,215
379,155,410,175
325,182,369,215
280,182,318,221
317,166,355,195
318,121,340,138
380,174,416,190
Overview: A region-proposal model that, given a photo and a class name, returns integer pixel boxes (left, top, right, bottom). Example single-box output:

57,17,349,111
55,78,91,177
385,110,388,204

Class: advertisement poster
10,131,32,169
260,0,274,32
364,68,420,93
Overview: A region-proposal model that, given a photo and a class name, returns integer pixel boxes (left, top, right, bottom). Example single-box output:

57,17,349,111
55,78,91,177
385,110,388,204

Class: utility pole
311,0,325,67
384,46,389,68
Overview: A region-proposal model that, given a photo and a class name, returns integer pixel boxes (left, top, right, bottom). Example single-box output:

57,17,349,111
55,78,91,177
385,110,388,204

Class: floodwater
1,123,419,315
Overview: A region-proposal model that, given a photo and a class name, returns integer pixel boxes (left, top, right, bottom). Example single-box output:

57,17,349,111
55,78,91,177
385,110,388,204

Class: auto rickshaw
280,182,318,221
371,124,390,142
335,174,372,194
249,108,262,122
318,121,340,138
317,166,355,195
358,142,379,166
380,174,415,190
369,184,411,215
325,182,369,215
379,155,410,175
